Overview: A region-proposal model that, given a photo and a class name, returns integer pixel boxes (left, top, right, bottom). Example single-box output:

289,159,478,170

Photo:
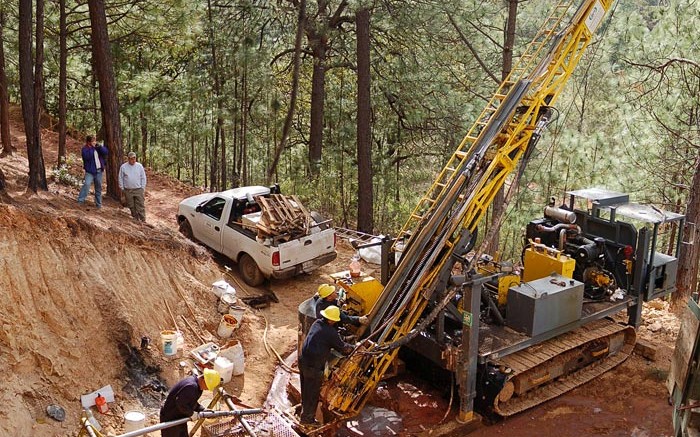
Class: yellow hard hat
320,305,341,322
317,283,336,299
203,368,221,390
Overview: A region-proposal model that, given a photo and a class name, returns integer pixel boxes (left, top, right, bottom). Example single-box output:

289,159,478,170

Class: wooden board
667,302,700,394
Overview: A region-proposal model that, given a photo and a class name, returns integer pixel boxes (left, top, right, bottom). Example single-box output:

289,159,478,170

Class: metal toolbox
506,274,584,337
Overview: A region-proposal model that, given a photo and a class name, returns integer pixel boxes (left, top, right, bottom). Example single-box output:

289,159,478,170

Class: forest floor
0,106,680,437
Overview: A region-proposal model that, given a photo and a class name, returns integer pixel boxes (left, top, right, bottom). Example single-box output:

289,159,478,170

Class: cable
439,373,455,424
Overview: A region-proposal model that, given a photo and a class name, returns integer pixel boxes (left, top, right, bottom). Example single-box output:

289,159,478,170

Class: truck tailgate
276,228,336,270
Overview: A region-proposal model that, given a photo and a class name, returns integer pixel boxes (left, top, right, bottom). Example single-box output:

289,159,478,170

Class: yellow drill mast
321,0,614,419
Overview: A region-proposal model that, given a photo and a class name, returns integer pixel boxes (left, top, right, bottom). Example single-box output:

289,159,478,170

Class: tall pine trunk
673,154,700,308
308,41,326,177
19,0,47,192
57,0,67,165
356,8,373,233
0,7,13,157
87,0,123,199
267,0,305,184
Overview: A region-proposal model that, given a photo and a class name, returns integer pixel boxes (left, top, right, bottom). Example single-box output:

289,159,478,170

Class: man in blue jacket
298,305,354,425
77,135,108,208
159,368,221,437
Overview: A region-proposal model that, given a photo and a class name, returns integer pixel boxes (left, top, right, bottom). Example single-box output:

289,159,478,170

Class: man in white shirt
118,151,147,221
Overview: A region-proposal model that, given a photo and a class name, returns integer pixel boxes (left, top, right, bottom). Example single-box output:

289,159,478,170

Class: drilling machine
296,0,686,429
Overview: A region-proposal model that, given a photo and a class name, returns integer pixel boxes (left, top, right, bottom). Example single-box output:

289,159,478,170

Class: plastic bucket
218,293,237,314
161,330,178,356
124,411,145,432
228,305,246,323
214,356,234,383
217,315,238,338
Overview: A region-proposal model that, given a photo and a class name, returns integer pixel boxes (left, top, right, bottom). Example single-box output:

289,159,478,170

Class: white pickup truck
177,185,336,286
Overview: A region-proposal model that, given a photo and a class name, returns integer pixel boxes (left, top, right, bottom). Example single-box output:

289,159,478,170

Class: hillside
0,110,352,436
0,109,682,437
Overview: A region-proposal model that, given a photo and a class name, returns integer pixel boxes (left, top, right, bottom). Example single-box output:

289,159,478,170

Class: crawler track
493,319,636,416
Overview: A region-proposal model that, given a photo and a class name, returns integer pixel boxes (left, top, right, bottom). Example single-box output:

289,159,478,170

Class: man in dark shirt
159,368,221,437
298,305,354,425
313,283,369,327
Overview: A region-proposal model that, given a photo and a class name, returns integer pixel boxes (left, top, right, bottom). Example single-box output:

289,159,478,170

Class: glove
358,315,369,325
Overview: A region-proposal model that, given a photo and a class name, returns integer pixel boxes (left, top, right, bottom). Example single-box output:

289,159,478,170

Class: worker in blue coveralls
298,305,354,425
159,368,221,437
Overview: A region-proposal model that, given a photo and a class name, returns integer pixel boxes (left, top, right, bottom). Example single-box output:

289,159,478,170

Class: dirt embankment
0,200,220,436
0,103,344,436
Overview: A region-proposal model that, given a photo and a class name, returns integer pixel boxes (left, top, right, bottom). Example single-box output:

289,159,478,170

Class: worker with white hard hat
159,368,221,437
298,305,354,425
314,283,369,326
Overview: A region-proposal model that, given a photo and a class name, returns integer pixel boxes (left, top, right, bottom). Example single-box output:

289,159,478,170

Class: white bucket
161,330,178,356
228,305,246,323
124,411,145,432
214,356,234,383
218,293,237,314
217,314,238,338
219,340,245,376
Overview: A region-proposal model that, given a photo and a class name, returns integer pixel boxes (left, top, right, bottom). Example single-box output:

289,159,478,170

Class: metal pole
457,278,483,423
117,417,190,437
223,393,258,436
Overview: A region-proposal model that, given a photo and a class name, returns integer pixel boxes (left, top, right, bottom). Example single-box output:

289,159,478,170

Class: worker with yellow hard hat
298,305,354,425
159,368,221,437
314,283,369,326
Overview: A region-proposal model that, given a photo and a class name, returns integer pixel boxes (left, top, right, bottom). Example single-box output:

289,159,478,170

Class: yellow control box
523,247,575,282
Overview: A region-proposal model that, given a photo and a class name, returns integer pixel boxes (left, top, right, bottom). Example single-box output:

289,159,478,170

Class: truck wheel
310,211,330,230
239,253,264,287
179,218,195,240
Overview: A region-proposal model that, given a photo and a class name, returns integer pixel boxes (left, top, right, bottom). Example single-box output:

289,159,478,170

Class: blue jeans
78,171,103,207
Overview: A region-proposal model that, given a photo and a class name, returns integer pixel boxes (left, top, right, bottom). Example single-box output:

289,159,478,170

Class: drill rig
301,0,685,428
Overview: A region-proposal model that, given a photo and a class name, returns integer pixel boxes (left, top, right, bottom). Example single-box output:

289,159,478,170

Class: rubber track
493,319,636,416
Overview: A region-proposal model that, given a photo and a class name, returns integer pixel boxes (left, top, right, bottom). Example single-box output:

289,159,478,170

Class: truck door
196,196,227,251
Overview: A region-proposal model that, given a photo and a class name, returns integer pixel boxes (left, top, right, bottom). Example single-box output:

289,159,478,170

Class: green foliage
2,0,697,256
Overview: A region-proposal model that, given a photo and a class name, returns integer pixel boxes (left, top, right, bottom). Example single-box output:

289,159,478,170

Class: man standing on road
313,283,369,327
77,135,108,208
159,368,221,437
298,305,354,425
118,151,147,221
